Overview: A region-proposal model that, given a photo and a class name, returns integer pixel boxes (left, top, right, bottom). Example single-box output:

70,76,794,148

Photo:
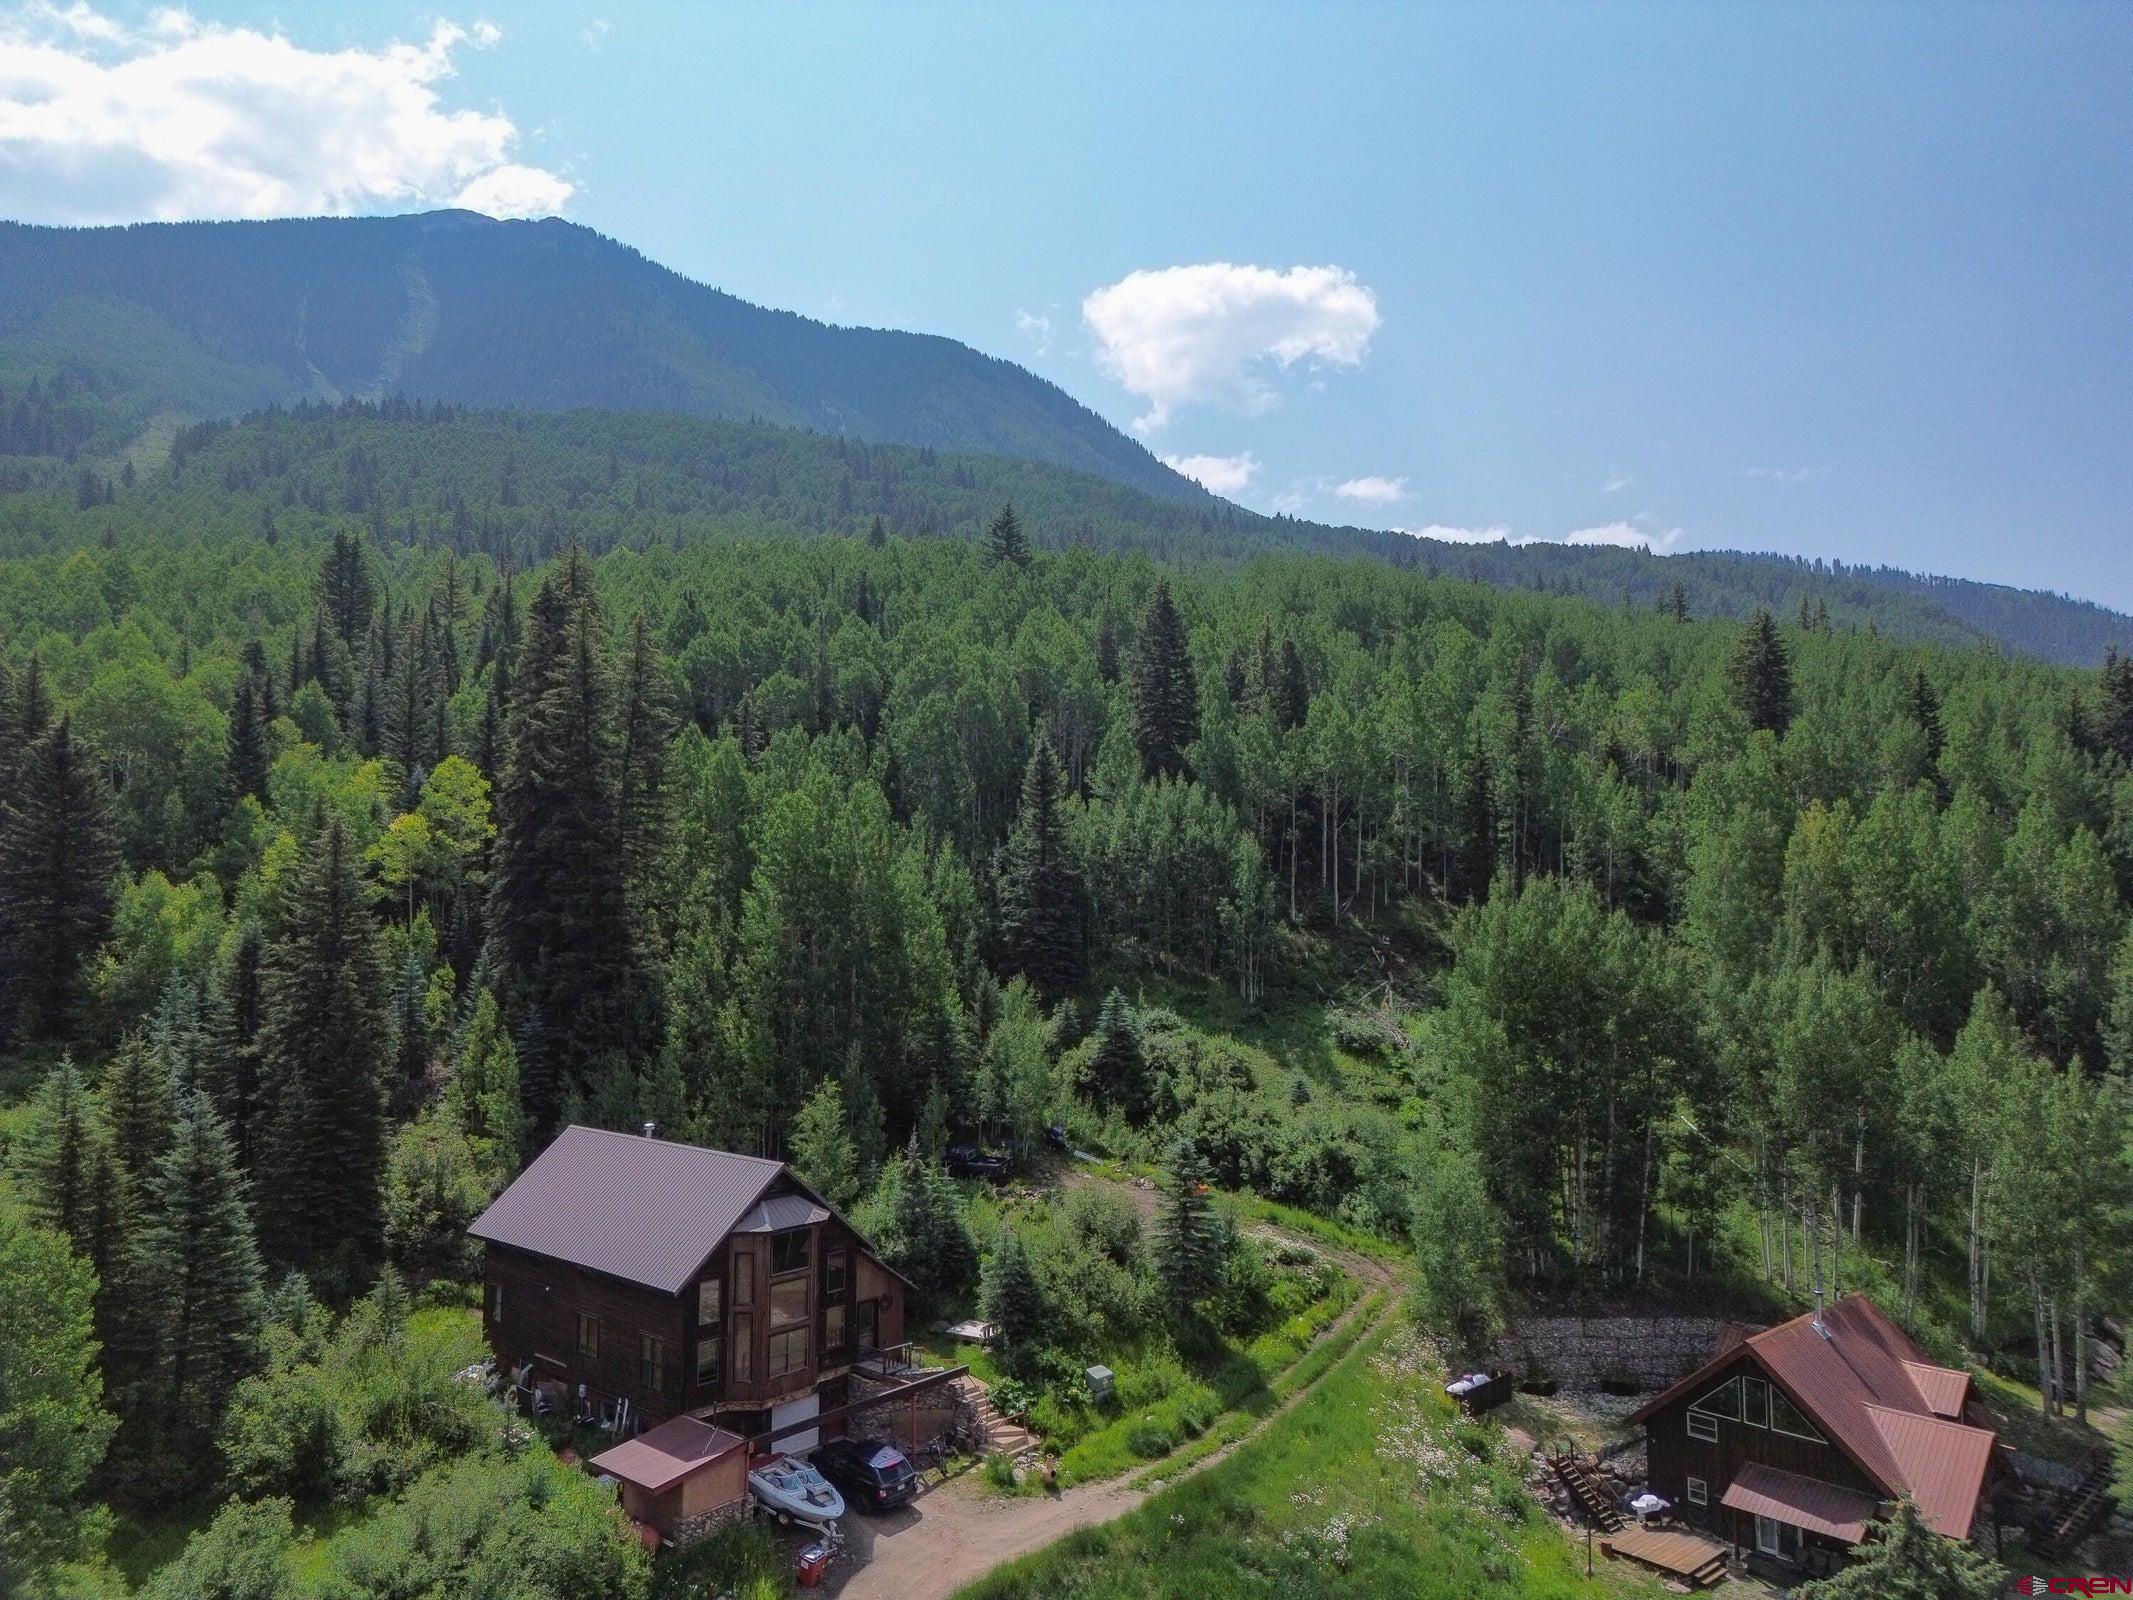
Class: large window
1742,1375,1771,1429
824,1302,847,1352
1771,1389,1826,1443
576,1312,600,1360
771,1229,810,1275
731,1313,753,1381
698,1274,722,1328
695,1335,722,1386
732,1250,754,1308
825,1248,849,1296
768,1327,811,1378
856,1299,879,1353
771,1274,810,1329
1686,1410,1718,1442
640,1333,665,1393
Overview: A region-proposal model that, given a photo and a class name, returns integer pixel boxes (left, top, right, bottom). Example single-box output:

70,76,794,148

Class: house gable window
826,1248,849,1297
1690,1376,1741,1419
1686,1476,1707,1506
1742,1375,1771,1428
1771,1388,1826,1443
771,1229,810,1275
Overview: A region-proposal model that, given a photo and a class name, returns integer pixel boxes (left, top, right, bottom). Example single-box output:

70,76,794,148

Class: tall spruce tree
487,560,642,1131
1085,989,1148,1122
256,815,388,1296
208,924,266,1171
0,715,120,1044
985,503,1031,568
1729,608,1796,736
997,735,1084,996
2098,648,2133,766
1154,1138,1222,1311
225,674,269,805
103,1032,175,1198
979,1226,1047,1365
615,611,676,912
1129,581,1198,779
1275,637,1310,732
128,1091,266,1491
319,531,375,647
13,1060,125,1273
1906,668,1947,771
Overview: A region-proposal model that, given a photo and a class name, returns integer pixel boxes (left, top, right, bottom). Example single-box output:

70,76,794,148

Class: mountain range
0,210,2125,666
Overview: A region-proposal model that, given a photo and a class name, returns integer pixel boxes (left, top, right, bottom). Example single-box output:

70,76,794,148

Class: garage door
771,1391,821,1454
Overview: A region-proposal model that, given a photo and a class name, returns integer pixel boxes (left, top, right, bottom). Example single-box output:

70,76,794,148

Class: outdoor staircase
2034,1449,2115,1560
1548,1451,1625,1533
954,1376,1039,1463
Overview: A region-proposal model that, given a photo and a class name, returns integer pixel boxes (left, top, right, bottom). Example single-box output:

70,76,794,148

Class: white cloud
1561,521,1683,552
1082,262,1380,432
1332,474,1407,506
1602,467,1632,494
0,5,572,222
1159,451,1259,496
580,18,609,48
1745,464,1823,484
1013,307,1054,357
1404,523,1512,545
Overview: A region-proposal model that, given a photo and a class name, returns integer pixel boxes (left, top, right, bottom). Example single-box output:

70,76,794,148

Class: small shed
1085,1365,1116,1404
591,1415,749,1545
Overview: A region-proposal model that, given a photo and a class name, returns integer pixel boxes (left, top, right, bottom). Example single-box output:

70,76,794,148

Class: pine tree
2098,648,2133,765
1154,1138,1222,1311
319,531,375,647
225,674,270,805
997,736,1085,996
985,503,1031,568
1084,989,1148,1122
208,925,266,1171
1275,638,1310,732
616,611,676,909
867,514,888,548
487,560,642,1132
1095,615,1120,684
1906,669,1946,768
0,715,120,1044
1793,1497,2002,1600
103,1032,176,1198
1129,581,1198,779
256,815,388,1296
128,1091,266,1490
13,1060,125,1272
979,1226,1047,1361
1729,608,1796,735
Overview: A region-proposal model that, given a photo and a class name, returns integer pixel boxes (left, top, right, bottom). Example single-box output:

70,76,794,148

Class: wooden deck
1605,1525,1730,1589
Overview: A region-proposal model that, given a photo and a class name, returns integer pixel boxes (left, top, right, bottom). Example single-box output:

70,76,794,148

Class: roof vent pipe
1812,1285,1830,1339
642,1121,658,1139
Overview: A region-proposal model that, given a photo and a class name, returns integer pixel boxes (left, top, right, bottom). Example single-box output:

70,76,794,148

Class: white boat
749,1454,846,1525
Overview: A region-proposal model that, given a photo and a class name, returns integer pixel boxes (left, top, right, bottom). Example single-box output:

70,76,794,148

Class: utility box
1085,1365,1115,1404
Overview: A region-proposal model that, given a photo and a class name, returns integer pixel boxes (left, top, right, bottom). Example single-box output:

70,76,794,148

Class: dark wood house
1628,1294,1999,1574
469,1125,909,1446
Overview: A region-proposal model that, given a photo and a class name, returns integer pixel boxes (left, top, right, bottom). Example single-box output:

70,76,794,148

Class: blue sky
3,3,2128,608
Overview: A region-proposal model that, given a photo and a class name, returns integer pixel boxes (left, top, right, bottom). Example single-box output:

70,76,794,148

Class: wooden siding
1644,1350,1882,1543
483,1242,687,1420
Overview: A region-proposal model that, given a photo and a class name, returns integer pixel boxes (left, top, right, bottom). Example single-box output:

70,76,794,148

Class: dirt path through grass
824,1253,1397,1600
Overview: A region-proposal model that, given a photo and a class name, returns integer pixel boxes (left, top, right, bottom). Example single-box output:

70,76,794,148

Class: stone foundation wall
1490,1315,1744,1395
848,1372,963,1453
666,1496,753,1549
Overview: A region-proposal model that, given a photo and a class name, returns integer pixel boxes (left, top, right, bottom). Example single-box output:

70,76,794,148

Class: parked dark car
812,1438,919,1512
946,1143,1010,1179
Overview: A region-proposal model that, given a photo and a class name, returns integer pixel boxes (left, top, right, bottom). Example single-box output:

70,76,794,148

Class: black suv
812,1438,919,1512
945,1144,1010,1180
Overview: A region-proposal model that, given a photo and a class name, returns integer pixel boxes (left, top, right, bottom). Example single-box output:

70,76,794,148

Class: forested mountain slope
6,400,2126,665
0,211,1196,499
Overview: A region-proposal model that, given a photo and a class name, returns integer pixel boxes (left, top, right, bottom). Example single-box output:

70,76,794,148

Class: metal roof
1627,1294,1996,1541
467,1126,784,1295
591,1415,745,1493
1720,1463,1879,1542
737,1193,831,1233
1900,1360,1971,1419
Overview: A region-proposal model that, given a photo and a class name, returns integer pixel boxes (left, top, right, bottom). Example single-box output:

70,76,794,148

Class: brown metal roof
1720,1463,1879,1542
1864,1405,1995,1539
590,1415,745,1493
467,1126,783,1295
1627,1294,1996,1541
1900,1360,1970,1419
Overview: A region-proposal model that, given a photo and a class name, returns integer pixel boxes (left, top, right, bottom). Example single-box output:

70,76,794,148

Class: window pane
696,1337,722,1384
772,1230,810,1275
731,1314,753,1379
732,1253,754,1307
1690,1377,1740,1419
1742,1376,1770,1428
771,1274,809,1329
768,1327,811,1377
1687,1410,1717,1442
1771,1389,1825,1441
577,1313,599,1358
825,1303,847,1350
826,1249,849,1294
698,1276,722,1326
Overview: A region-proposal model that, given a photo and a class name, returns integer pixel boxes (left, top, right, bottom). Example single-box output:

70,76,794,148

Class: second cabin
468,1124,911,1446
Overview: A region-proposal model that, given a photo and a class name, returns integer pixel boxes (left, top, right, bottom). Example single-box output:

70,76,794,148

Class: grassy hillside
0,211,1198,500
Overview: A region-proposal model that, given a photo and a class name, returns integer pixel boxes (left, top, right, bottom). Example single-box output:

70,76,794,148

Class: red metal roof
468,1126,783,1295
591,1415,745,1493
1719,1463,1880,1542
1628,1295,1996,1542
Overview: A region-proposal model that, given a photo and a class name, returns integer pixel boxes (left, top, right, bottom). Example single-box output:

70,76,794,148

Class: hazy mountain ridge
0,210,1200,500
